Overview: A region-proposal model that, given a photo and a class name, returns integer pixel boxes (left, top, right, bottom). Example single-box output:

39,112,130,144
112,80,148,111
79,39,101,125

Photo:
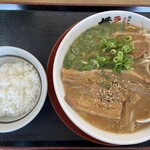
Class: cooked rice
0,61,41,117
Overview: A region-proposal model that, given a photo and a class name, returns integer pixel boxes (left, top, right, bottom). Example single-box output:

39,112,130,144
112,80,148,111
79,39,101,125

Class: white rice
0,61,41,117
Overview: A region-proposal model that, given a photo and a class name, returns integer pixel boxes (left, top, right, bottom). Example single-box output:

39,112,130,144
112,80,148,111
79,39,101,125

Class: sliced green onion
113,57,118,63
113,63,122,73
99,57,106,62
68,54,75,60
72,48,79,54
100,39,108,47
80,65,94,71
110,49,116,54
81,60,88,64
93,60,99,68
117,51,124,61
121,45,132,53
64,23,135,72
123,56,134,70
96,55,107,62
102,48,106,52
108,42,116,49
124,62,131,70
125,35,132,41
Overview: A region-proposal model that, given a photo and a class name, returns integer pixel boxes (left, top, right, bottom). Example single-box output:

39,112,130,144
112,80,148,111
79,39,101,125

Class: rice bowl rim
53,11,150,145
0,46,48,133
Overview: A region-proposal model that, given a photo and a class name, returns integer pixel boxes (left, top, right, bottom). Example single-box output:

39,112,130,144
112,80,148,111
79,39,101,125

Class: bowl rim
0,46,48,133
53,10,150,145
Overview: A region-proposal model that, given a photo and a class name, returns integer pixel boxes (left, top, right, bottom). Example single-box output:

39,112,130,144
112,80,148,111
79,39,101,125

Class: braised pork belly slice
65,95,123,120
62,69,150,120
112,32,147,41
62,68,126,120
132,40,149,58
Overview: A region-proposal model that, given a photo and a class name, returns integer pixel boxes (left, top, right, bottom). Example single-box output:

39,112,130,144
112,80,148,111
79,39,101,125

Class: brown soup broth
62,22,150,133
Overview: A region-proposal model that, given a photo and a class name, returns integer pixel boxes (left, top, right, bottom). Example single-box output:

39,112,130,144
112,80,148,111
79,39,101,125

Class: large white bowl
0,46,47,133
53,11,150,145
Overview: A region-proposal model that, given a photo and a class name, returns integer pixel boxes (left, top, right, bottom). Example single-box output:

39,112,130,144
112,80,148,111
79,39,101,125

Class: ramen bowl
0,46,47,133
53,11,150,145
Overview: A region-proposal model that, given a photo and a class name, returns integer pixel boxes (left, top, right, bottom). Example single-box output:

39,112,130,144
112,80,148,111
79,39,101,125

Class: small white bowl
0,46,47,133
53,11,150,145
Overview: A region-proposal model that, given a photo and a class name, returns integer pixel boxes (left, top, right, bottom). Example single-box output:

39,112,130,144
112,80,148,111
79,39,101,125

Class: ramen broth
62,22,150,133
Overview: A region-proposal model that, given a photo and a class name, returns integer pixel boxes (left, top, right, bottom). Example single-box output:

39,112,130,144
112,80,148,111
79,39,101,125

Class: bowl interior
53,11,150,145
